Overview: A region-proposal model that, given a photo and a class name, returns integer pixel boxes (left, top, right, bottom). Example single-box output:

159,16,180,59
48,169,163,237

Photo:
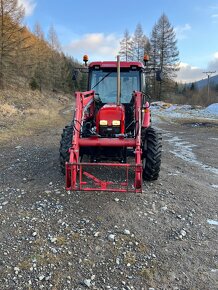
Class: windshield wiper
92,71,113,90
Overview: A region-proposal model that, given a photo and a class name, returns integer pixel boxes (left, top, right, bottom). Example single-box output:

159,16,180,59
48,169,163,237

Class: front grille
99,126,120,137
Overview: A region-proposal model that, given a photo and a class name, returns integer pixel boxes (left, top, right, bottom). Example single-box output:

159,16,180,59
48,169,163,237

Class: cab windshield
90,69,140,103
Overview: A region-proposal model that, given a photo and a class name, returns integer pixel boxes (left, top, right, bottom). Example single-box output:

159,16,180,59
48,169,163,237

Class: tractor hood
96,104,125,136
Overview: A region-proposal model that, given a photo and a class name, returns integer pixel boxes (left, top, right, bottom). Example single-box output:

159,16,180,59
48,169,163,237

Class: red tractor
60,56,162,192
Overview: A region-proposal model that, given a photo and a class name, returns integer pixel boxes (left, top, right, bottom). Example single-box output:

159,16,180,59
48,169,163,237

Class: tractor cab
88,61,145,136
88,61,145,104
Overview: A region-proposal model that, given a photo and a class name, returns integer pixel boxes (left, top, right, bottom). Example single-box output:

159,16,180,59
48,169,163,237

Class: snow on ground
203,103,218,114
162,131,218,175
151,102,218,120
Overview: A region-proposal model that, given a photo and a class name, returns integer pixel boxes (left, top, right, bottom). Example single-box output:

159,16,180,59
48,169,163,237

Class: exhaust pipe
117,55,121,106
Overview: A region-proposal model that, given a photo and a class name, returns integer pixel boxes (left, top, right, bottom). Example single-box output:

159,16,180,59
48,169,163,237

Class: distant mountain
194,74,218,89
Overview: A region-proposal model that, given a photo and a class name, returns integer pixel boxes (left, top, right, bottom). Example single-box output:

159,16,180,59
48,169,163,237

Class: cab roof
89,61,144,69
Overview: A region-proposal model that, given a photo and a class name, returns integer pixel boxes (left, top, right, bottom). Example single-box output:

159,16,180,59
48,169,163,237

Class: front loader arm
66,90,95,189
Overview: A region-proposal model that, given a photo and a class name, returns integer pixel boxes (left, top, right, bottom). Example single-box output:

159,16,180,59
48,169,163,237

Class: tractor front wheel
59,125,73,174
142,127,162,181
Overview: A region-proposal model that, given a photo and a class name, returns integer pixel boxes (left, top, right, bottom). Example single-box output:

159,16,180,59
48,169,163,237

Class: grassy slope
0,89,73,144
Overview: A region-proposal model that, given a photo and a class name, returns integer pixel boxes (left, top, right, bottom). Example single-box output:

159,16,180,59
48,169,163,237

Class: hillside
195,74,218,89
0,89,73,143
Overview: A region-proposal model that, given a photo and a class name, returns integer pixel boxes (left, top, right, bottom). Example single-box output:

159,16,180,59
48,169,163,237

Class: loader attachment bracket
66,162,142,193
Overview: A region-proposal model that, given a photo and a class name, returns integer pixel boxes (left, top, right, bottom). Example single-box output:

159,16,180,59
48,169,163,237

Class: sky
18,0,218,83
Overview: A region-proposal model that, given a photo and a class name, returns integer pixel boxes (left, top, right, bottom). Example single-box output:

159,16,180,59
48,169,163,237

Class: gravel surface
0,111,218,290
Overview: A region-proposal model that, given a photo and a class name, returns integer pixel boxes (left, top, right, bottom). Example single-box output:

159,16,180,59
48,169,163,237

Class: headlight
112,120,120,126
100,120,108,125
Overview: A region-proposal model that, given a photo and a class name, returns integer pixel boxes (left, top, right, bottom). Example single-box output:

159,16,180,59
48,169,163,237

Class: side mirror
156,70,162,82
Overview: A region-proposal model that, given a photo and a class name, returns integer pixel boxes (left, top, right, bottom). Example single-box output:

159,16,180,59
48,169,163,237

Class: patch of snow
211,184,218,189
165,133,218,175
211,269,218,273
203,103,218,115
151,101,218,120
207,219,218,226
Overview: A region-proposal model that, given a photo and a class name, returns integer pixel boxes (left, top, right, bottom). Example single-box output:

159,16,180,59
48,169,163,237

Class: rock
15,146,22,149
38,275,45,281
94,232,100,237
83,279,91,287
116,258,120,265
124,229,130,235
180,229,187,237
114,198,120,202
108,234,115,242
32,232,37,237
14,267,20,273
50,237,57,243
161,206,167,212
51,248,57,254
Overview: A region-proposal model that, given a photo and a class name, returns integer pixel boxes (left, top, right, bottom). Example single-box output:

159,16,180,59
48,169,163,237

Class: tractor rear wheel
59,125,73,174
142,127,162,181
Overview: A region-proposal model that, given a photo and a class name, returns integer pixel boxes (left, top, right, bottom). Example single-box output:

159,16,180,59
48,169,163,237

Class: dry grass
0,103,19,117
0,88,73,144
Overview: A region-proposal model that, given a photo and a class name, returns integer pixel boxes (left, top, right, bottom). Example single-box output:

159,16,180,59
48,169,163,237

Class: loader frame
65,89,147,192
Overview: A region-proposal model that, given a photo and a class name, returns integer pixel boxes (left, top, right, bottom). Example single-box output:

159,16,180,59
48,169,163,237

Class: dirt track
0,110,218,289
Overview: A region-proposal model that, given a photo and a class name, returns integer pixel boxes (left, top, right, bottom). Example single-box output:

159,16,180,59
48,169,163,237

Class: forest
0,0,87,93
0,0,217,105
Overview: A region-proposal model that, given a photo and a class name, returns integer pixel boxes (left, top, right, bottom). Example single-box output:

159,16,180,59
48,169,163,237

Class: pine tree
119,29,133,61
150,14,179,98
190,82,196,91
0,0,25,88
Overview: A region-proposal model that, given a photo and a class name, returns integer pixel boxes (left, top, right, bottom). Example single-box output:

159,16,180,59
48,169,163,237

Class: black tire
142,127,162,181
59,125,73,174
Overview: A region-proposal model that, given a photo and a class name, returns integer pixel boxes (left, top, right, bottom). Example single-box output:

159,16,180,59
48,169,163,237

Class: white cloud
211,14,218,18
177,52,218,83
18,0,36,17
174,24,191,40
176,62,203,83
208,51,218,71
64,33,120,61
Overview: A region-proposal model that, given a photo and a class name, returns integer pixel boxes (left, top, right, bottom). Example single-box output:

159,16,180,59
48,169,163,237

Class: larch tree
150,14,179,98
119,29,133,61
32,23,50,91
0,0,25,88
47,25,62,91
132,23,149,62
149,24,159,97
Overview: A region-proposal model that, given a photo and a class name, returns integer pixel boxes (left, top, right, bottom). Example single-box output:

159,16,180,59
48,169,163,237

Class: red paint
96,104,125,134
79,137,135,147
142,102,151,128
89,61,144,69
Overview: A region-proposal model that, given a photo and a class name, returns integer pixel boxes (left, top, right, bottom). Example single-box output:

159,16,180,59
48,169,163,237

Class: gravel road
0,111,217,290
